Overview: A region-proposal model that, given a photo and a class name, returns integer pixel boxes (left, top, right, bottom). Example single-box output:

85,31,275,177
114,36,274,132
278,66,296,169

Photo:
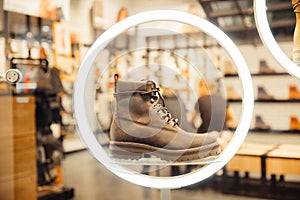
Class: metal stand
160,188,171,200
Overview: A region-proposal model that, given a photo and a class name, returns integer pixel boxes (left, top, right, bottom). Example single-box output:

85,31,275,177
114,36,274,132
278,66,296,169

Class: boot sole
109,141,220,162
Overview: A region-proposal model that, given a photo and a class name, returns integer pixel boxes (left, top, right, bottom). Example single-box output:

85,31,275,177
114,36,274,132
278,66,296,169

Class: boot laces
142,81,179,127
293,0,300,11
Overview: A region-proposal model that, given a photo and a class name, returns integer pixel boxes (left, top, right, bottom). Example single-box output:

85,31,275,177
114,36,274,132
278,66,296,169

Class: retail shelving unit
0,95,37,200
224,71,300,133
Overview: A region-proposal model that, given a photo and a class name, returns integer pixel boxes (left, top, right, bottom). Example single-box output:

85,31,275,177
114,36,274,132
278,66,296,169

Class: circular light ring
73,10,254,189
254,0,300,79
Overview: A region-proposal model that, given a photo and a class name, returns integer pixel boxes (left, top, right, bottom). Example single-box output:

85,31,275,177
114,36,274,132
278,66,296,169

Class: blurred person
191,80,227,133
190,80,232,151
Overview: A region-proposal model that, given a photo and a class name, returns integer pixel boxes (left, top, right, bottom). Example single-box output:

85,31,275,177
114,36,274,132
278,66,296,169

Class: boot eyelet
150,98,155,103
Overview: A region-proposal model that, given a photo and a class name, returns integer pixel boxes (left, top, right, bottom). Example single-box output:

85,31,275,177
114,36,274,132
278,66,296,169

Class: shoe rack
224,64,300,133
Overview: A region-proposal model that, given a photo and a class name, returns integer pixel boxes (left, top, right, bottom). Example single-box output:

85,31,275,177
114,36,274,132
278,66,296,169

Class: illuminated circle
254,0,300,79
73,10,254,189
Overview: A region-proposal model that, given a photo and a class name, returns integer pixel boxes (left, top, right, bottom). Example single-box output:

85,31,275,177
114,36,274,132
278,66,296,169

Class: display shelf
229,128,300,134
224,72,290,77
251,129,300,134
224,63,300,133
255,99,300,103
228,99,300,103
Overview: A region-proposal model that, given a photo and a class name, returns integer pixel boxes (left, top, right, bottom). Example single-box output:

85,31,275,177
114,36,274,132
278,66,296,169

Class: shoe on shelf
290,115,300,131
226,86,240,100
116,7,128,23
254,115,271,130
257,86,274,100
223,60,236,75
109,75,220,162
225,106,237,129
259,60,276,74
289,85,300,100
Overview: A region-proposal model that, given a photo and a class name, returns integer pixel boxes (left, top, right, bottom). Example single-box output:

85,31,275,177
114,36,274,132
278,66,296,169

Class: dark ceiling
198,0,295,44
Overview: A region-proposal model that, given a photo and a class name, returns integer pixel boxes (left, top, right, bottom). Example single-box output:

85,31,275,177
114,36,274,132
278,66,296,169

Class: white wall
68,0,204,44
105,0,204,33
68,0,94,44
101,0,132,29
129,0,204,16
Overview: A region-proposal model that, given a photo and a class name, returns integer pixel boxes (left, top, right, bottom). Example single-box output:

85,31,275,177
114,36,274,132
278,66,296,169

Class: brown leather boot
226,106,237,129
116,7,128,23
290,115,300,131
289,85,300,99
109,76,220,161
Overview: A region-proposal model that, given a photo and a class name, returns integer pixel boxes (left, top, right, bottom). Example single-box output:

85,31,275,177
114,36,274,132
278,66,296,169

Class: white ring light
73,10,254,189
254,0,300,79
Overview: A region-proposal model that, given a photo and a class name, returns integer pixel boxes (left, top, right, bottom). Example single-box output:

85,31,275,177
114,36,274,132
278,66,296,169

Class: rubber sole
109,141,221,162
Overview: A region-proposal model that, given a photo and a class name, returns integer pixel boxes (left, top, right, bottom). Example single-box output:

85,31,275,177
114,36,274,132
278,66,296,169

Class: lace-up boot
109,75,220,161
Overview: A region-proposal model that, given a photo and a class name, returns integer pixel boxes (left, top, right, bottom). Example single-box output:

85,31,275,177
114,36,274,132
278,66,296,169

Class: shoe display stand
225,142,278,186
217,142,300,200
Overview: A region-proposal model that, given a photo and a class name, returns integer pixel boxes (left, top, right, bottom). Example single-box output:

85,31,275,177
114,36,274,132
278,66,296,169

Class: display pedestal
161,188,171,200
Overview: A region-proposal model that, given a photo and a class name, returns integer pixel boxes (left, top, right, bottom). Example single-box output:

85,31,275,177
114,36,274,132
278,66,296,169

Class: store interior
0,0,300,199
